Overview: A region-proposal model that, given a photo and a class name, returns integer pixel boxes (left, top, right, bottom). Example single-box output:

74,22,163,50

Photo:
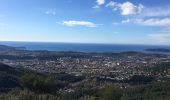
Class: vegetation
99,86,122,100
151,62,170,73
1,62,170,100
21,74,58,94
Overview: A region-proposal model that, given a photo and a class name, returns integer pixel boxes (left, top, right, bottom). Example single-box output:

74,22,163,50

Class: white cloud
161,27,170,33
92,5,100,9
93,0,105,9
96,0,105,5
120,18,170,27
121,19,131,24
106,1,170,18
148,28,170,43
106,1,116,7
106,1,119,11
149,33,170,43
135,18,170,26
62,20,99,27
149,34,170,43
106,1,144,15
139,6,170,17
120,2,144,15
44,10,56,16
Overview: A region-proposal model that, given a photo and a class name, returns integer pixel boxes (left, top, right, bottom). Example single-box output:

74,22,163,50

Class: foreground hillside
0,63,170,100
0,63,22,92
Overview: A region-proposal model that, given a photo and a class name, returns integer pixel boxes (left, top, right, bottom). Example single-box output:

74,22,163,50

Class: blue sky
0,0,170,45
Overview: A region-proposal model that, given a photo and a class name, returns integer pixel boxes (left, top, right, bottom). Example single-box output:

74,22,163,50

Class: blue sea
0,41,170,54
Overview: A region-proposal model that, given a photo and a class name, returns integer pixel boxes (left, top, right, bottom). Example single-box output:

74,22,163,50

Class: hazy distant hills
0,45,26,51
0,45,17,51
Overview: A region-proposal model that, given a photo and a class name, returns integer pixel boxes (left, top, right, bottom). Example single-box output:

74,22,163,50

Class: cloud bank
135,18,170,27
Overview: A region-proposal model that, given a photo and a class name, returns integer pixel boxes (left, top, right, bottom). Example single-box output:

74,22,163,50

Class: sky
0,0,170,45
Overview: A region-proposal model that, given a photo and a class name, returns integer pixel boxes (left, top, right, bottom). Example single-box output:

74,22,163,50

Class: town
1,45,170,83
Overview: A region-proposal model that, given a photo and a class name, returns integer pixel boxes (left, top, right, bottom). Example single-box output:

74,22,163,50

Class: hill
0,63,22,92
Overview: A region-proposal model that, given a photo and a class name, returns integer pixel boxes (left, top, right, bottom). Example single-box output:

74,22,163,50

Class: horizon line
0,40,170,46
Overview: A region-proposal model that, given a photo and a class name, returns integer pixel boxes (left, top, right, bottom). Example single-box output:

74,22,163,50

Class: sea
0,41,170,54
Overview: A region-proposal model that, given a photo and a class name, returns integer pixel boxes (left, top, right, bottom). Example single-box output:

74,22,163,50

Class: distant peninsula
146,48,170,52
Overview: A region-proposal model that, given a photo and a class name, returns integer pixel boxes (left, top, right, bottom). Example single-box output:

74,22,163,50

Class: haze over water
1,41,170,54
